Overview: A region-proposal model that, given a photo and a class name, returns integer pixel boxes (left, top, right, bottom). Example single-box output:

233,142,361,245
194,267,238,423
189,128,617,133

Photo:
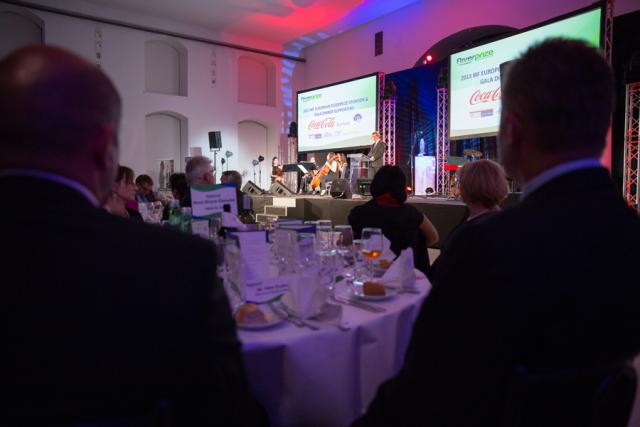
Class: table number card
191,183,238,218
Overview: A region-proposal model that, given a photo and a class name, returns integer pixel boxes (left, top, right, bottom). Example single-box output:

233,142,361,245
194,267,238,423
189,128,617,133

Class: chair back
502,360,637,427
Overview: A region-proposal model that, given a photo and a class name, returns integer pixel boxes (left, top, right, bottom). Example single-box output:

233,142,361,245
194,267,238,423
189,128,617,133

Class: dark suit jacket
368,139,386,169
355,167,640,426
0,176,266,426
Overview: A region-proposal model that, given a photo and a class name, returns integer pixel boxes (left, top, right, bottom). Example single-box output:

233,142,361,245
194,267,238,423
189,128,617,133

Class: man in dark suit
354,39,640,426
367,131,386,177
0,46,266,426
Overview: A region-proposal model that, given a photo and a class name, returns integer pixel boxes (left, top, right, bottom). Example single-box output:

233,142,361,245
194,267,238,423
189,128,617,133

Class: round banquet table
238,271,432,427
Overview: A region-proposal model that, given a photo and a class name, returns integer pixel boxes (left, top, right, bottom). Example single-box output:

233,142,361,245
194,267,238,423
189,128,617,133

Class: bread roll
235,303,268,324
363,282,386,296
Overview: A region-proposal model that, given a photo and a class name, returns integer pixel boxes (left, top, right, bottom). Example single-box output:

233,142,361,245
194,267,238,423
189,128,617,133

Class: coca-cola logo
469,87,501,105
308,117,336,130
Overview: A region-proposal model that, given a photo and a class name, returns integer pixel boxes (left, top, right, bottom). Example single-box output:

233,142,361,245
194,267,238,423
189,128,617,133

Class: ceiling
82,0,419,46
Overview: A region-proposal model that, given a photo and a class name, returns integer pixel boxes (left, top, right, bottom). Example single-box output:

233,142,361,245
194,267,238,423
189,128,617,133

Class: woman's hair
169,172,188,199
459,159,509,208
370,165,407,203
272,156,278,164
115,165,134,184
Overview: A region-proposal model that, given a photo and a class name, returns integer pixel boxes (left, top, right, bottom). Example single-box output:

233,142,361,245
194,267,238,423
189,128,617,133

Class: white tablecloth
239,271,431,427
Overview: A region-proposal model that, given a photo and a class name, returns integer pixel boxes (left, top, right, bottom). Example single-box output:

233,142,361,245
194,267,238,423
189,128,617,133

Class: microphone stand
258,163,263,189
212,149,219,183
408,132,418,196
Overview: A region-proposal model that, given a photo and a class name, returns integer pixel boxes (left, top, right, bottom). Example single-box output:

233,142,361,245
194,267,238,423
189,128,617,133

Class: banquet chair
501,358,637,427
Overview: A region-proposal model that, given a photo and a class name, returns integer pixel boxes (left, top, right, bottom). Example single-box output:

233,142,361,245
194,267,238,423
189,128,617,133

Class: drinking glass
315,225,334,254
361,228,383,279
334,225,354,281
316,219,332,228
315,225,336,291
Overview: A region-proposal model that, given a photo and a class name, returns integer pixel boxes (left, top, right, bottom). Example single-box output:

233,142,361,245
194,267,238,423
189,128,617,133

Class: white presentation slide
449,7,601,140
297,74,377,153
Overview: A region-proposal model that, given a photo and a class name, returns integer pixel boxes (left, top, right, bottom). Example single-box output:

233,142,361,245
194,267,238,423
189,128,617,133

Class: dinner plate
235,305,285,330
350,286,397,301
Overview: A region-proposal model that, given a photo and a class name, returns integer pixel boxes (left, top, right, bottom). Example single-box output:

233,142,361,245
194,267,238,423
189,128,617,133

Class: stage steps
255,200,290,224
264,205,287,216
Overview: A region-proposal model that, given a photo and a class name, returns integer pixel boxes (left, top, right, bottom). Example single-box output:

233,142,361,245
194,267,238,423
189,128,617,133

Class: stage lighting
426,187,435,195
252,159,259,166
258,155,265,162
422,54,433,65
220,158,226,165
406,186,412,193
225,150,233,158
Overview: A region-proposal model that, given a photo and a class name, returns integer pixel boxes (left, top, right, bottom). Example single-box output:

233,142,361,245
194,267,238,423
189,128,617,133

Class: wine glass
334,225,354,281
361,228,383,279
317,219,332,228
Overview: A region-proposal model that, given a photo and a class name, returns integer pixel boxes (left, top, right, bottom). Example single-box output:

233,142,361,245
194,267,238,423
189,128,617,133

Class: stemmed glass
361,228,383,280
334,225,354,282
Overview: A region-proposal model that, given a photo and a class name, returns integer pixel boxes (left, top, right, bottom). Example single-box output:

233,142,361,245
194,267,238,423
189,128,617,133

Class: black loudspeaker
242,180,264,195
357,178,373,196
330,178,352,199
270,181,294,196
208,131,222,150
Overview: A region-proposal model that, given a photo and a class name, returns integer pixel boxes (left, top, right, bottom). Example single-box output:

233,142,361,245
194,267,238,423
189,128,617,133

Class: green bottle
167,200,181,228
180,207,192,233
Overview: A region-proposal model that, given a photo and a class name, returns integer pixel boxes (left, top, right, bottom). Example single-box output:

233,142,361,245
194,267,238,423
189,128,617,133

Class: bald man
0,46,266,426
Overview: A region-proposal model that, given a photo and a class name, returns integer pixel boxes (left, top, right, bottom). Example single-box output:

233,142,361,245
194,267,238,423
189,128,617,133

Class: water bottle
180,207,192,233
167,200,181,228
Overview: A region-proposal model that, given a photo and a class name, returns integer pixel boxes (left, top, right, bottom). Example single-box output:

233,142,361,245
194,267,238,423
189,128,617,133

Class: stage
249,193,521,248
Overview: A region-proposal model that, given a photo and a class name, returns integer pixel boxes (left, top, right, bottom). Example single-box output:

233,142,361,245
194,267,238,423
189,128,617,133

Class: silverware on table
331,295,386,313
276,302,320,331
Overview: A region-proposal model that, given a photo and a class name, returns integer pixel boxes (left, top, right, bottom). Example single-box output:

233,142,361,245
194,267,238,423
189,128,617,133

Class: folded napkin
377,235,394,260
222,211,248,230
381,247,416,289
282,267,330,319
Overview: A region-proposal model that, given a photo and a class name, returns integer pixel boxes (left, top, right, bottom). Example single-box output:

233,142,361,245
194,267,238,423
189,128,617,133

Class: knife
331,295,386,313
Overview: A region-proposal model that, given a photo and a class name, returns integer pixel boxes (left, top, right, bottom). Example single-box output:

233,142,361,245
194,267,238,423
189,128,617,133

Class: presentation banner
297,74,377,152
449,8,601,140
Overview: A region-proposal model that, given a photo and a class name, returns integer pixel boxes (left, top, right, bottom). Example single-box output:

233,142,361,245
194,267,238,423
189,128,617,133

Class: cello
310,154,339,190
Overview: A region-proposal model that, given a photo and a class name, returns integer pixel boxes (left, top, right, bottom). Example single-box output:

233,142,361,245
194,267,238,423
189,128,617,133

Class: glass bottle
167,200,181,228
179,207,192,233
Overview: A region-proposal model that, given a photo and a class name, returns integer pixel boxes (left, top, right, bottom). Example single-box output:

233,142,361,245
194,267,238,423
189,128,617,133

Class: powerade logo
301,94,322,102
456,49,494,66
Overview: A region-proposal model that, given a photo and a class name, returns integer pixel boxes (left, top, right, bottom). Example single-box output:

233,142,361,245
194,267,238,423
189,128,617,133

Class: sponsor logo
456,49,494,66
301,94,322,102
469,87,501,105
353,113,362,122
308,117,336,130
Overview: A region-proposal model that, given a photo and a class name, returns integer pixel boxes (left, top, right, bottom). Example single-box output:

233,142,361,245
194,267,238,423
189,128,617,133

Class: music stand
297,162,318,193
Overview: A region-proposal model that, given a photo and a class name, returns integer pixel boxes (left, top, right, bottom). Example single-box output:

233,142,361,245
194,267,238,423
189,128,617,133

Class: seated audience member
348,165,438,274
354,39,640,427
439,159,509,255
105,165,143,221
0,46,266,426
182,155,215,207
221,169,247,214
135,173,165,205
162,172,188,220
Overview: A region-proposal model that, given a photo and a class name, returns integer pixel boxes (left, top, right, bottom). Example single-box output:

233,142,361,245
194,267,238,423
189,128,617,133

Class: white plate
350,286,397,301
235,306,285,330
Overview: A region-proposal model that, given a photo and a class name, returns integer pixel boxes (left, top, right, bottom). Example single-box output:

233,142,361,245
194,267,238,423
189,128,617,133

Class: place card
191,219,210,238
245,274,294,303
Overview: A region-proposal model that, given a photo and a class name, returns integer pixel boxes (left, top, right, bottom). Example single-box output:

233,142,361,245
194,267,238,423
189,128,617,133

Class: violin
310,154,339,190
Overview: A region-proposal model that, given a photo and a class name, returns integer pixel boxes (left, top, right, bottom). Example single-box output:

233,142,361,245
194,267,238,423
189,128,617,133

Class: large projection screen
297,73,378,153
449,6,602,140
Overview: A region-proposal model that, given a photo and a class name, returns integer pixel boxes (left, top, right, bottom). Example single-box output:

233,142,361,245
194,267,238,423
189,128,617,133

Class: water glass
315,225,334,254
361,228,383,279
316,219,332,228
335,225,354,281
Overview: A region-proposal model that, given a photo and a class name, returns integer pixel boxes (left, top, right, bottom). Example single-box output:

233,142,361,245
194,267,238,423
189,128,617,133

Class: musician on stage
367,131,386,177
298,155,317,194
270,156,284,184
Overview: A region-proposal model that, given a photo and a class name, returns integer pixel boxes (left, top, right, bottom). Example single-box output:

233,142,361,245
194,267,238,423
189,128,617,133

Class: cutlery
331,295,386,313
268,302,303,327
383,284,421,294
277,303,320,331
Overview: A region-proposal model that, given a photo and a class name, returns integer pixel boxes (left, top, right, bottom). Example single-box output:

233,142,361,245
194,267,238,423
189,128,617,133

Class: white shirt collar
0,168,99,206
521,158,602,200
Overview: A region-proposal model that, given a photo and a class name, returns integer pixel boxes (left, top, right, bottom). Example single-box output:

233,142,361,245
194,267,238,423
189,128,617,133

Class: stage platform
249,193,521,249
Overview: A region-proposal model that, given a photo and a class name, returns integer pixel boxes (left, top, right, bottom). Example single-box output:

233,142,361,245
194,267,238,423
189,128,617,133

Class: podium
414,156,436,196
348,153,370,195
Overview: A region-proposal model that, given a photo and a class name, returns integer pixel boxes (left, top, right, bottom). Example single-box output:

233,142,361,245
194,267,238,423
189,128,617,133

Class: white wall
300,0,640,90
9,0,301,185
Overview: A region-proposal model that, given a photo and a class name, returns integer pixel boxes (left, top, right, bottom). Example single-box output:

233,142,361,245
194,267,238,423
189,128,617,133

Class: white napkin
282,267,330,319
381,247,416,289
222,211,248,230
380,236,394,261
